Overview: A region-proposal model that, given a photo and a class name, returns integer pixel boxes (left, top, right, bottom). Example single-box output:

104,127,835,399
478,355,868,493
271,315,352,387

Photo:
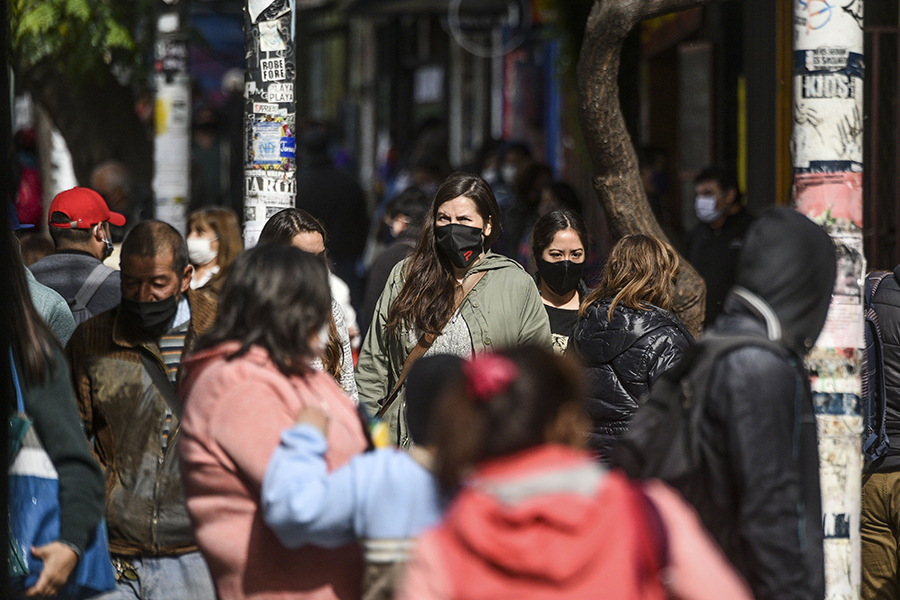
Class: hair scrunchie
462,353,519,403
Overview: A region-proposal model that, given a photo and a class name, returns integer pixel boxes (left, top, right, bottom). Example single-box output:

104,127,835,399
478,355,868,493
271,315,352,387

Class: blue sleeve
261,424,358,549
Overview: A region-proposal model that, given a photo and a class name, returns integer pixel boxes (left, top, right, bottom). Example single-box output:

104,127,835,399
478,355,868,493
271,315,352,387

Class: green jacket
356,252,551,446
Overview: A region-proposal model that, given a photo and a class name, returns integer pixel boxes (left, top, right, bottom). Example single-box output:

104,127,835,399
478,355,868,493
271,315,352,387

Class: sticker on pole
248,0,289,24
261,57,286,82
258,20,287,52
280,137,295,159
267,84,293,103
252,121,283,165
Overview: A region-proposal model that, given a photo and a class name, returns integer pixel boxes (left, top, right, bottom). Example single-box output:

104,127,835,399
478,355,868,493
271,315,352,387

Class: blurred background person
361,186,429,337
399,347,750,600
186,207,243,300
357,173,550,447
179,245,367,600
572,234,692,460
259,208,358,401
296,123,369,313
531,210,591,354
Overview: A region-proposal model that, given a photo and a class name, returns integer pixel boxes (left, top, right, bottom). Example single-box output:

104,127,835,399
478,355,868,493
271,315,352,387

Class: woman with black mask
357,172,551,448
531,210,590,354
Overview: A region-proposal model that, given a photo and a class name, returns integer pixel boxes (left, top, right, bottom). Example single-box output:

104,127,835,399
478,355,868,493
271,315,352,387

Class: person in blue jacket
261,354,460,575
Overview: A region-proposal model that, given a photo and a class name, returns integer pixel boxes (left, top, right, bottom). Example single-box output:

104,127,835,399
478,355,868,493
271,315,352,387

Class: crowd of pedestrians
6,157,845,600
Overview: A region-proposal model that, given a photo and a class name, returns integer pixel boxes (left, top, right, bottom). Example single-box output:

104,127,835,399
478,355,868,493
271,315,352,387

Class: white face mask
315,324,330,354
695,195,724,224
187,237,218,266
501,164,518,185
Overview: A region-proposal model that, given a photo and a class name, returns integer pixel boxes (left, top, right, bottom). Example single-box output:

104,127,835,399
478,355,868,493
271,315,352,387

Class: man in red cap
30,187,127,324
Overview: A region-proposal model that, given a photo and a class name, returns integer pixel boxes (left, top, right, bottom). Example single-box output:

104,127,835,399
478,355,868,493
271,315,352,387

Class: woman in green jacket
357,172,551,447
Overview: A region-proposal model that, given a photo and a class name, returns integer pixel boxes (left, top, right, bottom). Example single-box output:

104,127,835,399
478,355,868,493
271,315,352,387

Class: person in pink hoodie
178,244,368,600
398,347,753,600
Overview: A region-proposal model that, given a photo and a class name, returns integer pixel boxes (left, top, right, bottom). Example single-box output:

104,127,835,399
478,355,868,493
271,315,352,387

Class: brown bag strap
375,270,486,419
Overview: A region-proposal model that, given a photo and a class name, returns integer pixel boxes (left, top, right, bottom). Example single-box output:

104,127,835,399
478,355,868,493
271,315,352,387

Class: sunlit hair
432,346,586,491
531,209,589,259
580,234,680,320
256,207,342,381
258,208,327,247
387,172,502,336
187,207,243,285
193,245,331,376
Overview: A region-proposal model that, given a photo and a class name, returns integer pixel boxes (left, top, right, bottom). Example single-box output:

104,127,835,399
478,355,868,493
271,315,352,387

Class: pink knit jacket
179,342,368,600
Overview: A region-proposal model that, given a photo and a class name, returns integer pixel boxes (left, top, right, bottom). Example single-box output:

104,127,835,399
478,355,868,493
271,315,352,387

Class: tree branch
577,0,720,337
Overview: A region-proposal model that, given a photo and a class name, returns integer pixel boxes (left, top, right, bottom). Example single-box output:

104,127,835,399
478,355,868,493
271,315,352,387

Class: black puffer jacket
573,299,692,457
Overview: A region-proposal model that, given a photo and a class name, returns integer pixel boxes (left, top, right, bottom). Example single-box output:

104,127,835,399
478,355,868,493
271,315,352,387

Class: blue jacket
262,425,443,549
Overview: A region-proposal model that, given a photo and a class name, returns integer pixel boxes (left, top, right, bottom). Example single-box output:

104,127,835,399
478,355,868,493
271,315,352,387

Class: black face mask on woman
120,294,179,338
435,223,484,269
536,257,585,296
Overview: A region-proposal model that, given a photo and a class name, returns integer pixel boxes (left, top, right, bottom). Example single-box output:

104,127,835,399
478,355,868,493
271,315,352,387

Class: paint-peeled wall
242,0,297,247
792,1,864,598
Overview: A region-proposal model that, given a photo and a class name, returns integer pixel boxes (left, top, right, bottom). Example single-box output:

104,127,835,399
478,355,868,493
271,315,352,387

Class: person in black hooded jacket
572,234,692,459
694,207,833,600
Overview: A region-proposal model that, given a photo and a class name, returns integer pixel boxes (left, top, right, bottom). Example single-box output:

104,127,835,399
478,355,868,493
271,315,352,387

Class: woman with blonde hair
571,234,692,460
186,207,243,298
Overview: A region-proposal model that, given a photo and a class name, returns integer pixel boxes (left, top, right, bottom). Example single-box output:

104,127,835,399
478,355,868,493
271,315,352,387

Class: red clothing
179,342,368,600
399,445,752,600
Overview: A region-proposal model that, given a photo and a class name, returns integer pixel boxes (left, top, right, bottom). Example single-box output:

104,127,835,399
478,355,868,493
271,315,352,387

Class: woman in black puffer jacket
572,234,693,460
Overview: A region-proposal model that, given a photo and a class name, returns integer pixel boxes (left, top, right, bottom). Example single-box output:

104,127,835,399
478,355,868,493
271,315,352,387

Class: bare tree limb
577,0,720,337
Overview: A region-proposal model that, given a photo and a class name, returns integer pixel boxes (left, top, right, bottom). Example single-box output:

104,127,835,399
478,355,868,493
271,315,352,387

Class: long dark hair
387,172,502,335
433,346,585,491
257,208,343,380
193,245,332,376
531,209,589,259
5,226,59,390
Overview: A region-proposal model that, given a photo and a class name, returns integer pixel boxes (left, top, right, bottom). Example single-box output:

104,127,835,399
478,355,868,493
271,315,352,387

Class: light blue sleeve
261,424,357,549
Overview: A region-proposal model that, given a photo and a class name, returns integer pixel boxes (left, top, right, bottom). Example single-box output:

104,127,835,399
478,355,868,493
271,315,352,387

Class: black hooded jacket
699,207,834,600
572,298,692,458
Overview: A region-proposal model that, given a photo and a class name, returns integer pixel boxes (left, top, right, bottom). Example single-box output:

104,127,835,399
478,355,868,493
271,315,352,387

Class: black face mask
435,223,484,270
536,257,585,296
120,294,179,338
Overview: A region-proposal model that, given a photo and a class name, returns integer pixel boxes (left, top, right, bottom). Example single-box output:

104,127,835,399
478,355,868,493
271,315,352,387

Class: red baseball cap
48,187,126,229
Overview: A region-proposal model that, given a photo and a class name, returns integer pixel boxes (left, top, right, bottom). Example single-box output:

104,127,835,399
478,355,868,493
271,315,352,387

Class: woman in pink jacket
179,245,368,600
398,347,753,600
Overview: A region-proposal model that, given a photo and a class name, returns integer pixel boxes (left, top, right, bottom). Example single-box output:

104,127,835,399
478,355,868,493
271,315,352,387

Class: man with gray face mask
687,166,755,328
30,187,124,323
66,221,218,600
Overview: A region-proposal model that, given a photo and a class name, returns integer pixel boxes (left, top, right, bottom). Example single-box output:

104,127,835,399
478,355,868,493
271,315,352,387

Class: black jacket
695,207,833,600
702,296,825,600
572,299,692,458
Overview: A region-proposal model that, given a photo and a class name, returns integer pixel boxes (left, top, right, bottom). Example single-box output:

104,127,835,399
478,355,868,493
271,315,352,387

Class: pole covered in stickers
242,0,297,247
153,0,191,234
792,1,864,597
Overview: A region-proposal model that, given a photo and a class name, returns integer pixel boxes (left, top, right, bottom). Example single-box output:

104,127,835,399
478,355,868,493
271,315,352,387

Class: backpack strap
73,263,115,310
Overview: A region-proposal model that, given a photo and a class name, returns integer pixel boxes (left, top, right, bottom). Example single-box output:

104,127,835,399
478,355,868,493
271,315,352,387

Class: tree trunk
18,59,153,191
577,0,719,337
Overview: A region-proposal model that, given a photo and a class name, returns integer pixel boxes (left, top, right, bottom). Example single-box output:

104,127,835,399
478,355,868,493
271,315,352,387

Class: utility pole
153,0,191,234
792,1,864,598
242,0,297,247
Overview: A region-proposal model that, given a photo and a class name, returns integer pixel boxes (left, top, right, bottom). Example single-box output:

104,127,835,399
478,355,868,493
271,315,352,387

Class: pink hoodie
398,445,752,600
179,342,367,600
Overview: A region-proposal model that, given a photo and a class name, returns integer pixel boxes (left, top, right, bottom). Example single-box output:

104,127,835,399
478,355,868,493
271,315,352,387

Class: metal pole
153,0,191,234
242,0,297,248
792,2,864,598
